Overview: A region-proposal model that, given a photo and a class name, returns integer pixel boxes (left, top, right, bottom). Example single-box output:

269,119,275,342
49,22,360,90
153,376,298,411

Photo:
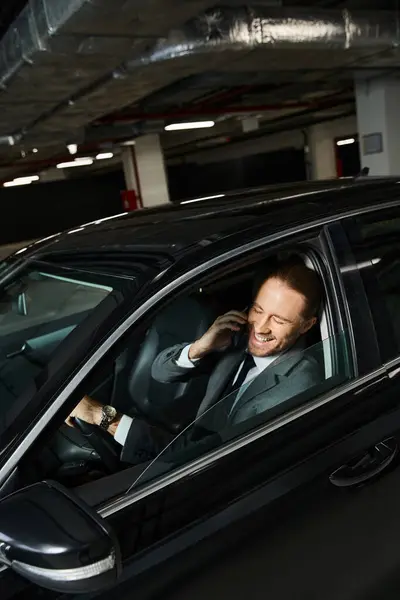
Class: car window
128,331,351,492
343,210,400,360
0,265,116,441
34,249,353,495
0,270,110,336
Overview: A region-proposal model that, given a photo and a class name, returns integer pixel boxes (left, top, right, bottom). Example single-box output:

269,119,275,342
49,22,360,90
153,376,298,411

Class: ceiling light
32,148,38,154
96,152,114,160
57,158,93,169
181,194,225,204
14,175,39,183
336,138,356,146
4,180,31,187
67,143,78,155
3,175,39,187
165,121,215,131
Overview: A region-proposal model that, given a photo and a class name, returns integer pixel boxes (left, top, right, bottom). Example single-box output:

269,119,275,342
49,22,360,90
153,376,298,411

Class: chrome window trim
0,199,399,498
387,356,400,369
386,355,400,379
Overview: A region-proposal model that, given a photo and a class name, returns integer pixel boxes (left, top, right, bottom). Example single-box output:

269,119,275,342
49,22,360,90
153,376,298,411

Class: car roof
14,177,400,263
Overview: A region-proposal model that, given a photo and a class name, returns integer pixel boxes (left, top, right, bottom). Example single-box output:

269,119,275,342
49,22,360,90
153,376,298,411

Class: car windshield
0,262,127,446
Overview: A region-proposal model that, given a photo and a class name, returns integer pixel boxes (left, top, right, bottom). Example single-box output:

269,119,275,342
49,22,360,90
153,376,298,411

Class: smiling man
68,257,323,464
150,256,323,429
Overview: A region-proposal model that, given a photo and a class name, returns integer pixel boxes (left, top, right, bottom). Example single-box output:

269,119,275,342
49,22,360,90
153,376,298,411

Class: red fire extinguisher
121,189,140,211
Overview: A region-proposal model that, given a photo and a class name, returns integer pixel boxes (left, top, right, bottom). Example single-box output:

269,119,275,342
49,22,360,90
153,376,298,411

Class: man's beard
247,325,300,357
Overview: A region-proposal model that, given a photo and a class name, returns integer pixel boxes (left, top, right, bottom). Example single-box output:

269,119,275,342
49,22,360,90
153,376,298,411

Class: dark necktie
223,353,256,410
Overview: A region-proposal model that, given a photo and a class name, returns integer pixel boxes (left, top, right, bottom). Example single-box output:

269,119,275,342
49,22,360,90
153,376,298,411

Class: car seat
116,294,216,433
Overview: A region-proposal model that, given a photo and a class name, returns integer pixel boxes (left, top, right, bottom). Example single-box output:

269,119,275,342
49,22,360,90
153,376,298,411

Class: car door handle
329,437,398,488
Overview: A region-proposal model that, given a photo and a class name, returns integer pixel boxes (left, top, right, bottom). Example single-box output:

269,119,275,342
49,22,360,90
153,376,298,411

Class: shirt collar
248,336,306,375
252,353,279,372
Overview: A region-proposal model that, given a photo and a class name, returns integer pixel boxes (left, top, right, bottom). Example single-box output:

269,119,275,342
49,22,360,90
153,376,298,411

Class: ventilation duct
127,6,400,69
0,0,88,89
0,3,399,152
0,0,91,144
0,0,215,148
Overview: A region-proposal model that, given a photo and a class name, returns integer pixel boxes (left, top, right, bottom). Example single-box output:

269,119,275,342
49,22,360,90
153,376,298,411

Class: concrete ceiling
0,0,398,182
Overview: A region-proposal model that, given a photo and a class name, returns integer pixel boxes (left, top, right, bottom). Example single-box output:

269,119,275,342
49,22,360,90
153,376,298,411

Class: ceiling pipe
98,103,312,123
125,6,400,72
0,96,354,181
98,97,349,124
0,93,353,179
190,85,254,107
164,96,354,156
167,108,356,161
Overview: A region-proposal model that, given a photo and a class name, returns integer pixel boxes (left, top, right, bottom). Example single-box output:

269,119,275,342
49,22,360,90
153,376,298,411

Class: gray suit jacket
121,337,322,465
151,337,322,430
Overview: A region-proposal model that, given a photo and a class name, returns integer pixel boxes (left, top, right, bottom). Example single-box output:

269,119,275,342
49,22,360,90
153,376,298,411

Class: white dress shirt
114,344,280,445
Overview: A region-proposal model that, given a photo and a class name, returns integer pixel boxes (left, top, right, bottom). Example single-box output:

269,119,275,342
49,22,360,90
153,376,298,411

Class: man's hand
66,395,103,428
189,310,248,360
66,395,122,437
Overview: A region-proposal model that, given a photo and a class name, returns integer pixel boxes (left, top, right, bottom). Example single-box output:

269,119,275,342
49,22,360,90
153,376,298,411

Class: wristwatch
99,405,117,431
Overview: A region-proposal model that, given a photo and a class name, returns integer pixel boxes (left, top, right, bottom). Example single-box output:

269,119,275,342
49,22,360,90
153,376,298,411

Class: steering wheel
72,417,121,474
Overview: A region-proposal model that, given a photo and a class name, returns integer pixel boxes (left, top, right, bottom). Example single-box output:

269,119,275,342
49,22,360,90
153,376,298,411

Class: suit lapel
229,366,278,420
196,347,245,418
229,338,306,420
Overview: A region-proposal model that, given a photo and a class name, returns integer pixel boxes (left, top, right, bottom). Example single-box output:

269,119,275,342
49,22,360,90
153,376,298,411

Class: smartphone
233,306,249,346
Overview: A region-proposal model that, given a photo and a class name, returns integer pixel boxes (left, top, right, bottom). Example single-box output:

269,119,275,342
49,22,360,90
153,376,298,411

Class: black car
1,178,400,600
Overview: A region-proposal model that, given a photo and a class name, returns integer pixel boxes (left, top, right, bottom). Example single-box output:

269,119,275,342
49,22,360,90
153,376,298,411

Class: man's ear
300,316,317,334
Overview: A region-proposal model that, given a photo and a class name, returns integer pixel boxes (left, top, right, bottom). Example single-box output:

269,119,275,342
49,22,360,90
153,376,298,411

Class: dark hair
253,256,323,319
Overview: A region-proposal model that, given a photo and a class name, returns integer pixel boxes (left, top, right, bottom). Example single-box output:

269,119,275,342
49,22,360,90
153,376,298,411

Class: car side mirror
0,480,121,593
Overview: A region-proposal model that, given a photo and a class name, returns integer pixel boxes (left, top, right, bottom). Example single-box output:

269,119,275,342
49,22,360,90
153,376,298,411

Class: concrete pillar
308,123,337,180
134,134,170,207
121,146,138,193
355,77,400,176
122,135,170,208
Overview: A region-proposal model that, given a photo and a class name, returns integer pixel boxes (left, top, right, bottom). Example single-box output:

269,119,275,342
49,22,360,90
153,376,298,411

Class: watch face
104,405,117,419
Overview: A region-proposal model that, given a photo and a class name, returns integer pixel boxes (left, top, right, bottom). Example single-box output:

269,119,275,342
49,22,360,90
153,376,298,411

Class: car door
91,223,400,600
0,220,399,600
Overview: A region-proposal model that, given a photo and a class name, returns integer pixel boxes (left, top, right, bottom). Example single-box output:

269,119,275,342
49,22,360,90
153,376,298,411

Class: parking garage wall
0,170,125,245
166,115,359,200
167,146,307,201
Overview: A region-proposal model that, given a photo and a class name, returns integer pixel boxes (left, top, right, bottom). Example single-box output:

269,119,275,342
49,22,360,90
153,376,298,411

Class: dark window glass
344,211,400,360
0,265,115,443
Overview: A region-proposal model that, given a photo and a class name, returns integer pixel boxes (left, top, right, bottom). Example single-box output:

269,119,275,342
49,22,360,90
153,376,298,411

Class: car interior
0,274,109,426
350,216,400,353
375,251,400,344
8,249,348,493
